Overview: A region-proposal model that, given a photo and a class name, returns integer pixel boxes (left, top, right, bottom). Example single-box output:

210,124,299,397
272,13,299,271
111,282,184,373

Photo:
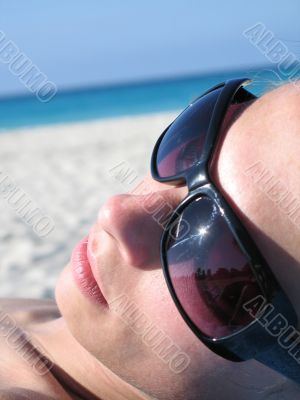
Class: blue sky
0,0,299,96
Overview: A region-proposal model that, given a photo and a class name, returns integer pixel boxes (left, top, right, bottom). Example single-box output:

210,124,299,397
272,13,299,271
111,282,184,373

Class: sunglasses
151,78,300,382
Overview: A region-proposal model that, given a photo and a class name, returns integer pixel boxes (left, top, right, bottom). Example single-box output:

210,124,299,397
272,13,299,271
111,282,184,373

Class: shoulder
0,387,55,399
0,297,58,313
0,300,71,400
0,298,61,329
0,388,43,400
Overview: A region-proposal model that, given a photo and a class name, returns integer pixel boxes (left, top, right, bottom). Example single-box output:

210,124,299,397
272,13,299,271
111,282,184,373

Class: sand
0,112,177,299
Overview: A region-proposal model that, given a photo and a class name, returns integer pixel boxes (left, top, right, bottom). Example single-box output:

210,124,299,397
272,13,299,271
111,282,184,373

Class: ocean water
0,67,297,131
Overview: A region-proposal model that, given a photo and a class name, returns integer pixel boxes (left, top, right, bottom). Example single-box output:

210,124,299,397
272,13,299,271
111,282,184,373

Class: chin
55,263,80,324
55,264,87,328
55,262,109,352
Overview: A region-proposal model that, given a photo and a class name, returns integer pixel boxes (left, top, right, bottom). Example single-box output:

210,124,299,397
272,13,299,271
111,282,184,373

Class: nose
97,190,180,268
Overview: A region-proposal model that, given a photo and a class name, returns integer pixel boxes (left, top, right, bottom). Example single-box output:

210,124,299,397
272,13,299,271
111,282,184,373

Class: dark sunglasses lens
155,87,223,178
165,196,263,339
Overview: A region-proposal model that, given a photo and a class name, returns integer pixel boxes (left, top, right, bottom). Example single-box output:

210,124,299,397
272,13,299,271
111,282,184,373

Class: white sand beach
0,112,177,299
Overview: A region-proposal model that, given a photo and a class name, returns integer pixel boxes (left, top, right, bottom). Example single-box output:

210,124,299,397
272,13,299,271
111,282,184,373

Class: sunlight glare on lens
198,227,208,236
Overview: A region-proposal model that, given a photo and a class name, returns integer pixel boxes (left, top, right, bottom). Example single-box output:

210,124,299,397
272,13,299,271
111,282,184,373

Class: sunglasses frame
151,78,298,362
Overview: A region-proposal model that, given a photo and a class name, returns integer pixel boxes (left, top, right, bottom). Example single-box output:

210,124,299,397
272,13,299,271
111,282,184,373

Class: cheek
57,263,291,399
134,269,198,353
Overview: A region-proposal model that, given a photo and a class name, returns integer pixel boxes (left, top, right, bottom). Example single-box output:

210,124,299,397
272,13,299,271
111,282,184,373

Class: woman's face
55,82,300,400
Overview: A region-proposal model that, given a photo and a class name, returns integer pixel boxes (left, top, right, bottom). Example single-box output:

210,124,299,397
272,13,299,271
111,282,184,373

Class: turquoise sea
0,67,298,131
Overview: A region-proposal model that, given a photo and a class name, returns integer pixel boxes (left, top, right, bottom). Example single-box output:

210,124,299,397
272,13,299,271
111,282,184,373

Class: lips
71,237,107,306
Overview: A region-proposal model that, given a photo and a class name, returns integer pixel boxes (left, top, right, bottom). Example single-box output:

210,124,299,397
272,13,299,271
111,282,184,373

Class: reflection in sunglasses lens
166,196,263,339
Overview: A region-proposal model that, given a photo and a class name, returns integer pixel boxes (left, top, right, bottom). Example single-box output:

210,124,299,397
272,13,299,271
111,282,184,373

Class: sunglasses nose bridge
185,161,209,191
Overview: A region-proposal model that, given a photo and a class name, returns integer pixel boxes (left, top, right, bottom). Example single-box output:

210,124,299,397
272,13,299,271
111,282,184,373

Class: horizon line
0,63,275,103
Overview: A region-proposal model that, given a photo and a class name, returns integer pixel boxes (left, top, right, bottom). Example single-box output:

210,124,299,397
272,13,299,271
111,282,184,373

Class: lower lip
71,237,107,306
